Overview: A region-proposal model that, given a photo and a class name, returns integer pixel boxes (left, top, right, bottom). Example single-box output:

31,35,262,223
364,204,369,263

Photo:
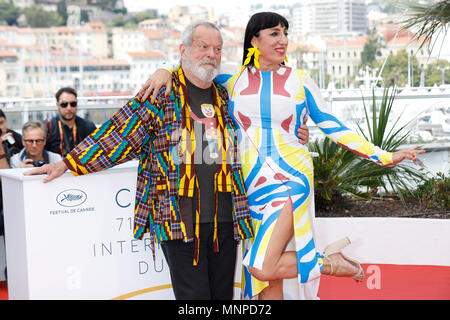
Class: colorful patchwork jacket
62,69,254,262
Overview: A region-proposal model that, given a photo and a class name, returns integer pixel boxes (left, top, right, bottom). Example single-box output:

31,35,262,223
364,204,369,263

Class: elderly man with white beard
27,21,252,300
27,21,310,300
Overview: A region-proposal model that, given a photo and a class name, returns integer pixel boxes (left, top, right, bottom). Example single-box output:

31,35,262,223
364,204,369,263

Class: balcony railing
1,86,449,144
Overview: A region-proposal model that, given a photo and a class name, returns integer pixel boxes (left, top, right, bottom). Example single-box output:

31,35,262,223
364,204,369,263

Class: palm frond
311,86,430,212
401,0,450,50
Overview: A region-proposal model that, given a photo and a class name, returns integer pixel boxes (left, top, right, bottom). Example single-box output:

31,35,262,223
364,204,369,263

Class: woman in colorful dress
139,12,424,300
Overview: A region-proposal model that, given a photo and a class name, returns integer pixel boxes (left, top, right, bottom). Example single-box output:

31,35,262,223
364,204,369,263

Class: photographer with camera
9,121,61,169
0,109,23,162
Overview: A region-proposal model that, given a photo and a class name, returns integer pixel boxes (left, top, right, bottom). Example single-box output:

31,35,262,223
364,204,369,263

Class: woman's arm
138,62,240,104
138,62,178,103
302,75,424,165
137,64,312,144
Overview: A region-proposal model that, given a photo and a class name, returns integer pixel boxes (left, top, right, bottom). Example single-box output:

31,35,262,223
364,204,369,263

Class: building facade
292,0,367,37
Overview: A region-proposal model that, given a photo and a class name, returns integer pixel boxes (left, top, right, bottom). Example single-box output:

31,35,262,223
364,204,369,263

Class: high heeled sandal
322,237,365,282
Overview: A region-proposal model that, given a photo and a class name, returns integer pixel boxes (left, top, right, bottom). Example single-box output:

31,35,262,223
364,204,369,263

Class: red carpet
0,264,448,300
0,281,7,300
318,264,450,300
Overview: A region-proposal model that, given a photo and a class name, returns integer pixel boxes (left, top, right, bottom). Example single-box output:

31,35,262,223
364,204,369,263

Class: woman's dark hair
242,12,289,67
0,109,5,119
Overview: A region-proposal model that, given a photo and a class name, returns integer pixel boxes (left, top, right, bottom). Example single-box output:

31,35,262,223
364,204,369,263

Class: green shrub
413,171,450,210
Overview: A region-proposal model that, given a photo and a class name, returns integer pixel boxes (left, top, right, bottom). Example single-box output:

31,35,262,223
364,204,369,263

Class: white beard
184,56,220,83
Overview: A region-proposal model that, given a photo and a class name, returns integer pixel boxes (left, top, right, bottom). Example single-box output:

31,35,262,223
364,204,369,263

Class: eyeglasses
24,139,45,145
59,101,78,108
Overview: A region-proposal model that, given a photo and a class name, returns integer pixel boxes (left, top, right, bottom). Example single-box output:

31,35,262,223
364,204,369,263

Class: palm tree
401,0,450,50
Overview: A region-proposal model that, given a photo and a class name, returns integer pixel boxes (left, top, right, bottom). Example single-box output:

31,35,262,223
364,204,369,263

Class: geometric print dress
215,65,393,299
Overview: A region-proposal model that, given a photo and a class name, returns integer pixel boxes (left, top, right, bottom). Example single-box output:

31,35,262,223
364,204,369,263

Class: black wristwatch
0,154,6,159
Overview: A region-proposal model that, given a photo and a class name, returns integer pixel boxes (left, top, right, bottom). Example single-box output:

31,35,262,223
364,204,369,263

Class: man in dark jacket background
45,87,96,157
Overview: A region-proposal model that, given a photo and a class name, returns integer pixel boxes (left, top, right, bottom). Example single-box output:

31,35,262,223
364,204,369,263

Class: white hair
181,21,222,47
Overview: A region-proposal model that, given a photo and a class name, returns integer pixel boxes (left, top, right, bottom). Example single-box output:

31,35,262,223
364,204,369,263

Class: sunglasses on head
59,101,77,108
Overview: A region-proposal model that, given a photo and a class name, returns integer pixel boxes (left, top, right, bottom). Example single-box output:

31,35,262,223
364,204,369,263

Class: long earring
243,46,261,69
284,55,288,63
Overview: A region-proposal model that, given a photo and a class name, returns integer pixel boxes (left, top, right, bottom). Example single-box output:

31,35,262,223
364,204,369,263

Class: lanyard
57,120,77,157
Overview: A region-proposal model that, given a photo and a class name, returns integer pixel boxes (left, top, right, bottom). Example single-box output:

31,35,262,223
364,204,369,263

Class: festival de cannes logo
56,189,87,207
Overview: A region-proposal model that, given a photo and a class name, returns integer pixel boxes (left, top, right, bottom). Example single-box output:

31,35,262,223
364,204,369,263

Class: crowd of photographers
0,87,96,280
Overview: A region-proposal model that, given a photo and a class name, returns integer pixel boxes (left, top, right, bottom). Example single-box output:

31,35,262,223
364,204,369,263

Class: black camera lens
31,160,46,167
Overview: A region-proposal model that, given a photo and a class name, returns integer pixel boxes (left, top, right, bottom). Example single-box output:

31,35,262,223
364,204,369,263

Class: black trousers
161,222,237,300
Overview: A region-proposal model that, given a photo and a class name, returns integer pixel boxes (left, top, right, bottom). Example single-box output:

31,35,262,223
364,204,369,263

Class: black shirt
45,115,96,157
185,78,232,224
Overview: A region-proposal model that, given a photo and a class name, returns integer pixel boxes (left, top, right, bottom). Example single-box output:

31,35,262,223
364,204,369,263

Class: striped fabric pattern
63,69,254,260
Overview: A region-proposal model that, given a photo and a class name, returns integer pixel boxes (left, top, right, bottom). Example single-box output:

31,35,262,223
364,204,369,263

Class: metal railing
1,87,449,144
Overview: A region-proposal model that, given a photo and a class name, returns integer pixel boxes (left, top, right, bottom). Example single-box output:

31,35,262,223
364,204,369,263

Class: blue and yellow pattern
216,65,393,299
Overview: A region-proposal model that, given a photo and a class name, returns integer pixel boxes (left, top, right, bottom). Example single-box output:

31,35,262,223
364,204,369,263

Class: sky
123,0,276,14
122,0,450,59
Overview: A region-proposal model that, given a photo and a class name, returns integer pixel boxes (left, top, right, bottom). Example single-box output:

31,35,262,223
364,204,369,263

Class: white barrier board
1,161,178,299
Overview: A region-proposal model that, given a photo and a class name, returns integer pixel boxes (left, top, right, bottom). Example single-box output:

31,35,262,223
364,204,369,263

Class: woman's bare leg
247,198,364,299
248,200,298,299
259,279,283,300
